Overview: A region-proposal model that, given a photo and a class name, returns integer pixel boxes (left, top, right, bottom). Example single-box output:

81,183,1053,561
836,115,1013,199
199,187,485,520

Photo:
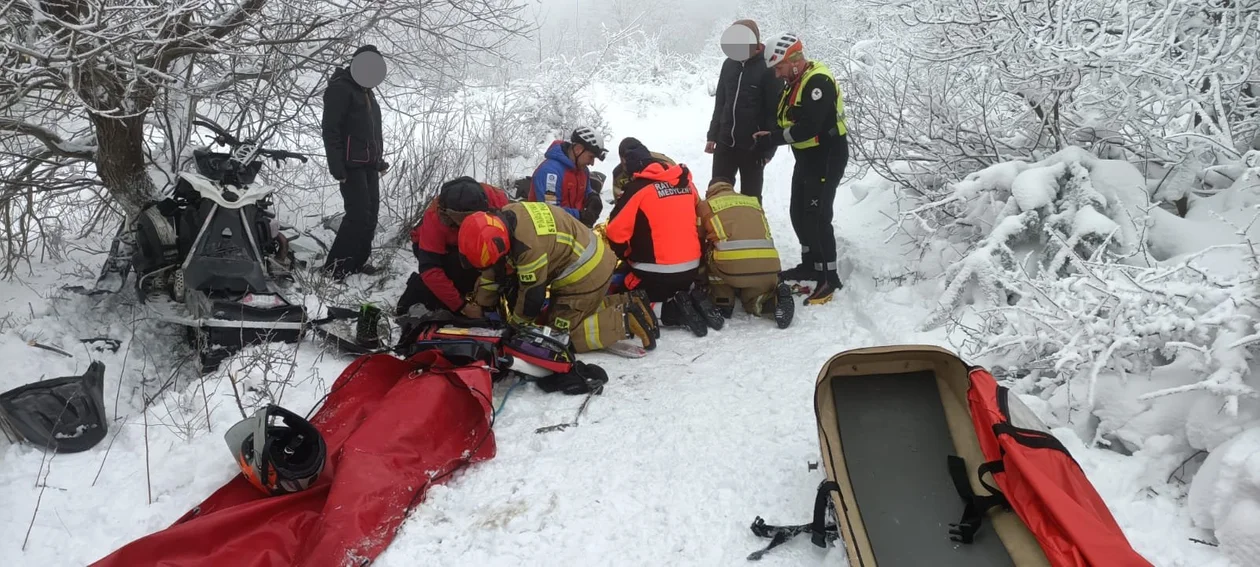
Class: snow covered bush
915,146,1153,329
932,149,1260,557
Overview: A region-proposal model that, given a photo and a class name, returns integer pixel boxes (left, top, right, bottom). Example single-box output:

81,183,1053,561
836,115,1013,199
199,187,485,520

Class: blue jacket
529,141,595,220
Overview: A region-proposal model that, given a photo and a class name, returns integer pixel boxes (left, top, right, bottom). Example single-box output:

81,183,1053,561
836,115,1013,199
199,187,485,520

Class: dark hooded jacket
321,66,385,179
707,48,784,158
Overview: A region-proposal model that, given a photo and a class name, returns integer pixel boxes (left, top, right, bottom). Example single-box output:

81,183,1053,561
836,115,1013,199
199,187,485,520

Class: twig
27,340,73,358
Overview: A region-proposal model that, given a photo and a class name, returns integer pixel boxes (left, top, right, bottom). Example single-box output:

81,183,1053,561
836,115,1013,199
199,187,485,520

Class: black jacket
769,70,844,151
321,67,385,179
707,53,784,157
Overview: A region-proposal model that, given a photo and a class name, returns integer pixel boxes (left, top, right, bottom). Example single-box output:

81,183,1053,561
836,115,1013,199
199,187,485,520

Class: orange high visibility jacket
605,162,702,274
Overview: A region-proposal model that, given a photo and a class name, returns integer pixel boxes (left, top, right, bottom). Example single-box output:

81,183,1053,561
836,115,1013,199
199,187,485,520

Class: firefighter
395,176,509,317
697,178,794,329
753,32,849,306
604,146,711,337
456,201,660,354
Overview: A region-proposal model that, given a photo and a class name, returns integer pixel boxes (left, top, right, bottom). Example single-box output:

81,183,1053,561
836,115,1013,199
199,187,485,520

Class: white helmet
570,126,608,160
764,32,803,67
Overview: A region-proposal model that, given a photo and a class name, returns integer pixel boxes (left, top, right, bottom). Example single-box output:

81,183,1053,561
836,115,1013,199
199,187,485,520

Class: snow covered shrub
939,150,1260,555
1188,426,1260,564
885,0,1260,197
917,146,1153,330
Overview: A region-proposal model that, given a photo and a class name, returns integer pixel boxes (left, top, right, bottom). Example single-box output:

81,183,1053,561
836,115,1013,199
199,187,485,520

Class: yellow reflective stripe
714,248,779,262
710,215,728,241
583,314,601,350
707,194,762,214
509,312,533,326
515,253,548,277
554,236,606,288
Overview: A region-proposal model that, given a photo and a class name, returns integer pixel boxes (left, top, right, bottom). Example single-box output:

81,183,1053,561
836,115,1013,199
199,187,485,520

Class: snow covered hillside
0,70,1246,567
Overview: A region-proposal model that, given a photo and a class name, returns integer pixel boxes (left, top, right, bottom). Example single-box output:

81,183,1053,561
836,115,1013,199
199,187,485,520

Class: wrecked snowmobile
87,119,313,373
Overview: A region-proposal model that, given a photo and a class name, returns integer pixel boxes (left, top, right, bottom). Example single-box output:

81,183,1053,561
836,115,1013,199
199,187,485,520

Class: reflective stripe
629,259,701,273
554,236,606,288
715,249,779,262
583,314,601,350
707,193,762,214
813,261,839,270
515,253,549,277
714,239,775,251
710,215,728,241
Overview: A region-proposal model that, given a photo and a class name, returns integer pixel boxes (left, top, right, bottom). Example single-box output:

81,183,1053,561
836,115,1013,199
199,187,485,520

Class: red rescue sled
92,348,497,567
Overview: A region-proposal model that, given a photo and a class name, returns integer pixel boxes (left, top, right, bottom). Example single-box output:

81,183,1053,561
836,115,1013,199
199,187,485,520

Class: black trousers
711,144,766,200
324,167,380,278
616,262,699,303
788,136,848,275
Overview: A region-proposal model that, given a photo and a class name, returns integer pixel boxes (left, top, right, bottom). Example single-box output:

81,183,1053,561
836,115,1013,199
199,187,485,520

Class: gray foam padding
830,370,1015,567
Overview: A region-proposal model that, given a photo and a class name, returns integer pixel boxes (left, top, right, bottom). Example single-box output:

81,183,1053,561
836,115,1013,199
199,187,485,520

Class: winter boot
779,262,817,282
661,292,708,337
689,288,725,331
774,283,795,329
804,272,843,306
628,289,660,339
624,300,658,350
718,304,735,319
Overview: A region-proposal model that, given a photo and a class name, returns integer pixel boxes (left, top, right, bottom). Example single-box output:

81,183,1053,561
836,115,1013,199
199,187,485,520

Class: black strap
947,455,1009,544
746,480,840,561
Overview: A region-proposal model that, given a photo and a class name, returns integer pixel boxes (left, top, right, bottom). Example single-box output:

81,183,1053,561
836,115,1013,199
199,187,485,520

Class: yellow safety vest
776,61,847,149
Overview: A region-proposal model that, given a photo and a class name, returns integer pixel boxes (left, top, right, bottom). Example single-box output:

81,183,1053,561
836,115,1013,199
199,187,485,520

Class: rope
493,379,527,419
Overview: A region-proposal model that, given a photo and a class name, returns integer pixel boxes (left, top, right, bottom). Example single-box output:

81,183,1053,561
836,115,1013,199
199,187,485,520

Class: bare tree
0,0,530,226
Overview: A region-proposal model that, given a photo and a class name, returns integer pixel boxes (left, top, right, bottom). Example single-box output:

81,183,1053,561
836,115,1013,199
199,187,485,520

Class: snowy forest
1,0,1258,565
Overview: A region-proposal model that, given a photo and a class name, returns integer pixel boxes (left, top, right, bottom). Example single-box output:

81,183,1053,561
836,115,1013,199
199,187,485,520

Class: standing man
706,20,784,202
754,33,849,306
321,44,389,280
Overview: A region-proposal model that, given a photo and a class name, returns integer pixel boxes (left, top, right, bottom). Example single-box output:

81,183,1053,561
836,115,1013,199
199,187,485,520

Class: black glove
377,160,390,173
580,192,603,228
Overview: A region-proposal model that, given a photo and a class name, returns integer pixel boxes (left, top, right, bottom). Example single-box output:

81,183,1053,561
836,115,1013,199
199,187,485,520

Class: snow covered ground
0,79,1241,567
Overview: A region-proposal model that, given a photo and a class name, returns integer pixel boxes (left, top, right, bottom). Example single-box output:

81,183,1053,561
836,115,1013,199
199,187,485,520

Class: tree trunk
89,113,156,219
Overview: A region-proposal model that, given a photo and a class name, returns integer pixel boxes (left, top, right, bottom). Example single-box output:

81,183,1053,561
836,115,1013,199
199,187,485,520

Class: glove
580,192,603,227
378,160,390,173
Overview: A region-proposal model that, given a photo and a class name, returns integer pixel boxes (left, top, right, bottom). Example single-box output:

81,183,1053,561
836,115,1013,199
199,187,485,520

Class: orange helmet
458,212,511,269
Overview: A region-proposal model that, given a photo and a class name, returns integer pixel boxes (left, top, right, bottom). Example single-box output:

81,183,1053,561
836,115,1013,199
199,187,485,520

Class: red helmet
458,212,511,269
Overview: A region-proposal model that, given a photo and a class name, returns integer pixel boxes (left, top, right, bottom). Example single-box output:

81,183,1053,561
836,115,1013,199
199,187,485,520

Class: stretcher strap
947,455,1009,544
746,480,840,561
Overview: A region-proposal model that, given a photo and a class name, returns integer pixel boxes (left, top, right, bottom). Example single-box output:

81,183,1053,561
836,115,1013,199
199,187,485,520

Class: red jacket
605,162,701,273
409,183,509,310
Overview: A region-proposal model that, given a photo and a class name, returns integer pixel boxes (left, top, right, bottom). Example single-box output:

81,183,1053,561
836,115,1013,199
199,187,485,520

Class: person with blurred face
705,20,784,202
753,33,849,306
321,44,390,279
